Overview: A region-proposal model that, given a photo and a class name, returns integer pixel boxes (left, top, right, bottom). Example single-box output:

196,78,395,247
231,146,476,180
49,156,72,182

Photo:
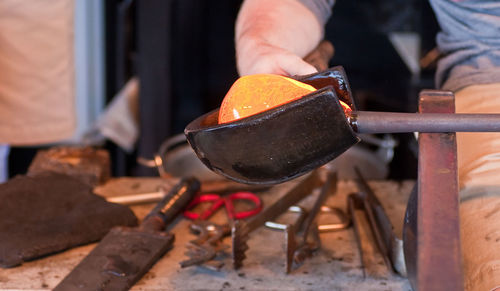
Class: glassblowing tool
265,203,350,274
185,67,356,185
185,66,500,185
54,177,200,291
180,191,262,271
349,167,406,277
231,170,323,269
179,220,231,271
291,171,337,271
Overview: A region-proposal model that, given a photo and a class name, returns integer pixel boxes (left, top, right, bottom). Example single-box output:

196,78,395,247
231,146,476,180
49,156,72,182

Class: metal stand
403,90,464,290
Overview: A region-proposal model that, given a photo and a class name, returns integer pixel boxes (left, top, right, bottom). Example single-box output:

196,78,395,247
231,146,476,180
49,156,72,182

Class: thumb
278,53,318,76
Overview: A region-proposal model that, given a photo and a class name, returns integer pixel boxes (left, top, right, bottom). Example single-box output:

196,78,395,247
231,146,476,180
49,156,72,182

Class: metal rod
245,170,321,233
300,171,337,244
351,111,500,133
106,190,166,205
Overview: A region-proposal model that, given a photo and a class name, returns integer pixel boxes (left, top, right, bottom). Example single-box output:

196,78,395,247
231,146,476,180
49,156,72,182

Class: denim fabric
429,0,500,91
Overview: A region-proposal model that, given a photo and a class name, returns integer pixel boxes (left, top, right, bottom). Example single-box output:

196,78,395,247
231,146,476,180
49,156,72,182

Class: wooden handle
303,40,335,72
141,177,200,231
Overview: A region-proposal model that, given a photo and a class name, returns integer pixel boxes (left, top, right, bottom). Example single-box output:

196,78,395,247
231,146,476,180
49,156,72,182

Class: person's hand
235,0,324,77
236,36,319,76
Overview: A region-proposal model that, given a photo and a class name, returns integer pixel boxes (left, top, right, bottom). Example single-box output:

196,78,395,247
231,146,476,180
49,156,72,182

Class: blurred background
9,0,440,180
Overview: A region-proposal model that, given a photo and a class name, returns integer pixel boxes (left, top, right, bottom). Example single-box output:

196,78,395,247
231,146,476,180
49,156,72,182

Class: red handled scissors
184,192,262,220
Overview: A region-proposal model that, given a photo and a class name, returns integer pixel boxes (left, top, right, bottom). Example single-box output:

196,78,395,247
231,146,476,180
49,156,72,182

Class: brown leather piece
0,172,138,268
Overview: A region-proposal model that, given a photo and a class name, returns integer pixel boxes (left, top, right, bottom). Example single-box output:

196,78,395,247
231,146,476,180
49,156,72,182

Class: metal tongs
349,167,406,277
265,171,350,274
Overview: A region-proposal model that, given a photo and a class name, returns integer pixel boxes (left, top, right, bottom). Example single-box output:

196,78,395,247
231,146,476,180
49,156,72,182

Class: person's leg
456,83,500,291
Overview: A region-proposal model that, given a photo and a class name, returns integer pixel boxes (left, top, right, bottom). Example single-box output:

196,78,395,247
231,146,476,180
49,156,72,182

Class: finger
304,40,335,72
278,53,318,76
237,59,286,76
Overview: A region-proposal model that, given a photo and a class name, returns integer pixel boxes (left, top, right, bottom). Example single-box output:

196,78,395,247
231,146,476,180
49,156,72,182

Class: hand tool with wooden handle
54,177,200,291
303,40,334,72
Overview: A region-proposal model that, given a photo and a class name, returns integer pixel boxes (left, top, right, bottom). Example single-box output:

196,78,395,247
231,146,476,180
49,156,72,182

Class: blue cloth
429,0,500,91
299,0,500,92
298,0,335,26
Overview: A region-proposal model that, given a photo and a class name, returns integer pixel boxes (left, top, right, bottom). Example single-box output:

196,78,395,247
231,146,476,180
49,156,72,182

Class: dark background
10,0,439,180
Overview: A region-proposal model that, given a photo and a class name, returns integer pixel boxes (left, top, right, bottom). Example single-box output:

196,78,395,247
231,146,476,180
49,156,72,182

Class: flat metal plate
54,227,174,291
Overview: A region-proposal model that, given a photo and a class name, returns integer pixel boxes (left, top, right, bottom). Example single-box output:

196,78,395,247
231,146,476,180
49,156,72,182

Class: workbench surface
1,177,413,291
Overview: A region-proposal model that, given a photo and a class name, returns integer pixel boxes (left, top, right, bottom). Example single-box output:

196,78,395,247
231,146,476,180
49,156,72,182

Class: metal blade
54,177,200,291
54,227,174,291
231,171,322,269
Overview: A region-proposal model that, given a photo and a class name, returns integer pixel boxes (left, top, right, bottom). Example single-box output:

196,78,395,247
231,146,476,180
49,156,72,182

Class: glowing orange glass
218,74,351,124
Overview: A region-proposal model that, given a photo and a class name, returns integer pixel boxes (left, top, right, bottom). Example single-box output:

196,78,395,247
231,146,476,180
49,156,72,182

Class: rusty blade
231,171,322,269
231,220,250,270
54,178,200,291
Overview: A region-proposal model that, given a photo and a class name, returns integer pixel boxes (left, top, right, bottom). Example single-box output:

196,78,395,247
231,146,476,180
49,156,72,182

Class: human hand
237,38,334,77
235,0,325,77
236,37,319,76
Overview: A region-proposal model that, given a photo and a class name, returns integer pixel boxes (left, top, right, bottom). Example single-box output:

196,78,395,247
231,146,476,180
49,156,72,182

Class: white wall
72,0,106,142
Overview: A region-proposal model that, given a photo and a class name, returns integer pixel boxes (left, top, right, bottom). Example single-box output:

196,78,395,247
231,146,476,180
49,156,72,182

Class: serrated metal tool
231,170,322,269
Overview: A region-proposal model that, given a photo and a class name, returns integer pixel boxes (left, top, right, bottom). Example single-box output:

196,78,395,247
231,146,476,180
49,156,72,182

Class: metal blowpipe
348,111,500,133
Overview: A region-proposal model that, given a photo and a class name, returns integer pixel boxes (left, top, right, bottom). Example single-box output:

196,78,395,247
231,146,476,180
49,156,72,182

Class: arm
235,0,332,76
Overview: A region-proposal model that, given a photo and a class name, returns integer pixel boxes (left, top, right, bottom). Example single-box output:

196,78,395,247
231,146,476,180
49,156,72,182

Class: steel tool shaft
350,111,500,133
185,65,500,186
299,172,336,241
352,168,406,276
292,171,337,270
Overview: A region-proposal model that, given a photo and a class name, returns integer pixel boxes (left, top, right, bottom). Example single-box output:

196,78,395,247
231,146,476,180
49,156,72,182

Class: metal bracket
404,90,464,290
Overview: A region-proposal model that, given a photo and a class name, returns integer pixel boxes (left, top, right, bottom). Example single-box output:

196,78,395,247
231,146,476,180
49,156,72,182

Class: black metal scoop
185,67,359,185
185,66,500,185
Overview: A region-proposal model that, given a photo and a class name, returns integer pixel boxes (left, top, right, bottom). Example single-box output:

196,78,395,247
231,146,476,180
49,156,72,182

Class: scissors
183,192,262,220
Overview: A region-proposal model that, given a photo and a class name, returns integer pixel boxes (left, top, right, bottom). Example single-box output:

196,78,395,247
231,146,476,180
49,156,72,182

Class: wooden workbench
0,177,413,291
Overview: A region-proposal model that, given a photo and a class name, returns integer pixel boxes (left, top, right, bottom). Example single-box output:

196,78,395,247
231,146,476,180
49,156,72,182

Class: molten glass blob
218,74,351,124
